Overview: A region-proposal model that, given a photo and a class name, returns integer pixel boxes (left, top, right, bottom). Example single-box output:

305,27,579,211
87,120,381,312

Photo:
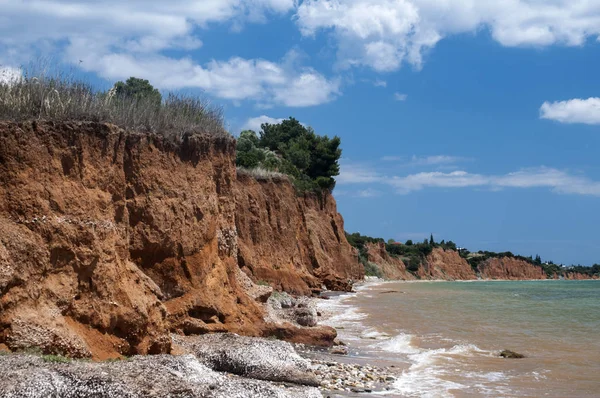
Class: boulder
172,333,319,386
499,350,525,359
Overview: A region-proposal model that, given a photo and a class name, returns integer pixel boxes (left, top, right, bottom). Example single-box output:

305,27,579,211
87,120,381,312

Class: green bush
236,118,341,193
364,262,383,278
42,354,71,363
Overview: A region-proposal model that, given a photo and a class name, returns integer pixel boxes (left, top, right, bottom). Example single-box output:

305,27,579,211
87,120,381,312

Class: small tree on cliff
112,77,162,106
237,117,342,192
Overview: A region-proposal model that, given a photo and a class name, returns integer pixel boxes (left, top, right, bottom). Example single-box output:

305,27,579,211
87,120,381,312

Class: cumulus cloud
241,115,285,132
540,98,600,125
0,66,22,85
338,162,600,197
296,0,600,72
0,0,338,107
394,92,408,101
68,48,340,107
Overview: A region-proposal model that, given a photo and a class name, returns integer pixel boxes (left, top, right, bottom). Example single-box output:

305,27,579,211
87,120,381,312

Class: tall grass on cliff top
0,67,226,138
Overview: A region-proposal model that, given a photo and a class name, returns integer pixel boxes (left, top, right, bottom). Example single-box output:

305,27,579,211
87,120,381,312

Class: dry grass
0,67,226,140
237,167,288,182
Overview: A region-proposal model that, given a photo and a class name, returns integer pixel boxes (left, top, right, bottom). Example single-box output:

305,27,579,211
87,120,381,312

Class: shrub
364,262,383,278
41,354,71,363
0,67,225,140
237,118,341,193
237,167,288,182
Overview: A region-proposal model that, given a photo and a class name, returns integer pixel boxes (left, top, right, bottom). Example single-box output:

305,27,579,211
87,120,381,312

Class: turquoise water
320,280,600,397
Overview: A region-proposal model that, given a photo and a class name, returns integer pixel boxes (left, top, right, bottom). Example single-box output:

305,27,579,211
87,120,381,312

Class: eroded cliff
420,248,477,280
0,121,355,359
364,242,414,280
235,173,362,295
478,257,547,280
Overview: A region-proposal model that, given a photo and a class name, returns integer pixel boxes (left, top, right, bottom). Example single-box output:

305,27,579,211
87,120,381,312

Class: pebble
310,358,397,393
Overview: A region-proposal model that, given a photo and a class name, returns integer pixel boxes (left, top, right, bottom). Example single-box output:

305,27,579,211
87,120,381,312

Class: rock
0,354,322,397
333,339,346,346
499,350,525,359
294,307,318,327
0,121,363,359
329,346,348,355
268,291,296,310
173,333,319,386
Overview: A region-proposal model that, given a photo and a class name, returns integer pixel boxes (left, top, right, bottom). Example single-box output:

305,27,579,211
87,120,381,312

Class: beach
317,279,600,397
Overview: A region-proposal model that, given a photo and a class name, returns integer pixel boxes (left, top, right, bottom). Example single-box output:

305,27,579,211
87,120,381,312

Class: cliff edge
0,121,358,359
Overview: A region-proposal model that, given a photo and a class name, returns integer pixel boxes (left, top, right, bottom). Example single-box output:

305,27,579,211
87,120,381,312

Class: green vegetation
346,231,599,278
364,262,384,278
41,354,71,363
563,264,600,278
236,118,342,193
0,68,225,139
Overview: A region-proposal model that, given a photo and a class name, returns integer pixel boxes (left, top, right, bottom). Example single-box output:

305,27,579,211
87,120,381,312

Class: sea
318,280,600,397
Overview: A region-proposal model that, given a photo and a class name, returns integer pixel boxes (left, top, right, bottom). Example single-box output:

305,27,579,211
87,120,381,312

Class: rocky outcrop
0,352,322,398
419,248,477,280
0,121,356,359
364,242,414,280
235,173,362,295
478,257,547,280
172,333,319,386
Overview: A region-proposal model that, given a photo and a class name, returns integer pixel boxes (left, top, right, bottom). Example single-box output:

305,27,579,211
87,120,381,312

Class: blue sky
1,1,599,265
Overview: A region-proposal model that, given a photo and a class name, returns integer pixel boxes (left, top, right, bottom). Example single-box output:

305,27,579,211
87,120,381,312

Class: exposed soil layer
235,173,362,295
0,121,361,359
478,257,547,280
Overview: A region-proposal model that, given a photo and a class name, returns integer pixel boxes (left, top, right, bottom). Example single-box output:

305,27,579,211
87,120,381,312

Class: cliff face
420,248,477,280
0,121,354,359
364,246,552,281
478,257,547,280
364,242,414,280
235,173,362,295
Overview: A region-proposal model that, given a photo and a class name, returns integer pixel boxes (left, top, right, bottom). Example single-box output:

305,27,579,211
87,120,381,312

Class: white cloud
296,0,600,72
381,155,470,166
338,162,600,197
64,46,339,107
394,92,408,101
409,155,470,166
337,161,383,184
0,66,22,85
0,0,338,108
373,79,387,88
242,115,285,132
355,188,383,198
540,98,600,125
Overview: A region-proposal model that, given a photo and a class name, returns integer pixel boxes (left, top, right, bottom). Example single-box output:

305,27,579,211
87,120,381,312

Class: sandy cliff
366,246,554,281
478,257,547,280
0,121,357,358
421,248,477,280
235,173,362,295
364,242,414,280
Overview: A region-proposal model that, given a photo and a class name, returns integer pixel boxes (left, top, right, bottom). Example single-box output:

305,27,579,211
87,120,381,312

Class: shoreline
3,279,596,397
0,288,399,398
